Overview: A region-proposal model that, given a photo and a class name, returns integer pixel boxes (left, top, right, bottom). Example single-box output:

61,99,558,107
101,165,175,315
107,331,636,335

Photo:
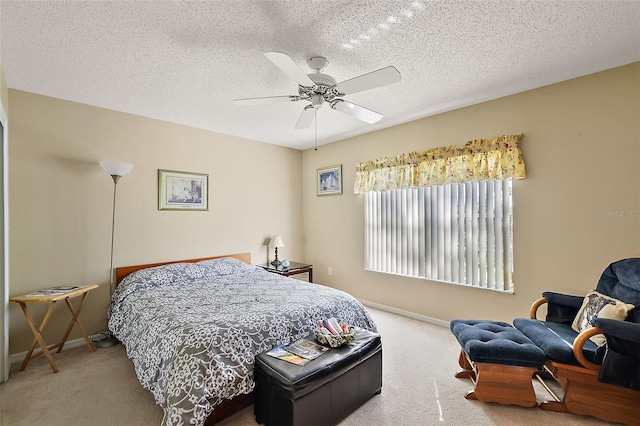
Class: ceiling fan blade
264,52,315,87
233,95,294,106
295,106,315,129
335,66,401,96
331,100,383,124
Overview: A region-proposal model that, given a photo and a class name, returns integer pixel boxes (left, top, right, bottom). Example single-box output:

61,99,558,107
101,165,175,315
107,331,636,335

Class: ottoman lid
450,319,546,369
256,328,381,399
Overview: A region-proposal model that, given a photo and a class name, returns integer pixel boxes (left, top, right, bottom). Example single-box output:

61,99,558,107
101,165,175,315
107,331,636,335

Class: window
364,178,514,292
355,133,525,292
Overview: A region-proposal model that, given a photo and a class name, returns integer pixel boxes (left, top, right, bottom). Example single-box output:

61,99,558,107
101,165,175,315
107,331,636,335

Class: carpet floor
0,307,611,425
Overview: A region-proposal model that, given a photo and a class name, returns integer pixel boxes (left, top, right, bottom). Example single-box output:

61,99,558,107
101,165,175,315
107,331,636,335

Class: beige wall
7,91,303,354
302,63,640,324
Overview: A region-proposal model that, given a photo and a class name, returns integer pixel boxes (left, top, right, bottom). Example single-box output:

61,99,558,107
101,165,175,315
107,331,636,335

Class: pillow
109,262,207,317
571,290,635,346
198,257,255,276
118,262,206,290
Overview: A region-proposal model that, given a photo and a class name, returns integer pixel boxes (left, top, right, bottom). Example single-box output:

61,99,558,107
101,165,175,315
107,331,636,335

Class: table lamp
269,236,285,266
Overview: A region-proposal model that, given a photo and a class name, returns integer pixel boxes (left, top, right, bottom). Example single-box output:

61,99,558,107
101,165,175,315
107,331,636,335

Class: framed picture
158,169,208,211
317,164,342,196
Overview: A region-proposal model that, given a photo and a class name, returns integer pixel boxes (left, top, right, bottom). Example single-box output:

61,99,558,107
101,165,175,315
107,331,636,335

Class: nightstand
259,262,313,283
10,284,98,373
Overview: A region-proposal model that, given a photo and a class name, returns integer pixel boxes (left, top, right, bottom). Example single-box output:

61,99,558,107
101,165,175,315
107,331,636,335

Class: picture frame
317,164,342,196
158,169,208,211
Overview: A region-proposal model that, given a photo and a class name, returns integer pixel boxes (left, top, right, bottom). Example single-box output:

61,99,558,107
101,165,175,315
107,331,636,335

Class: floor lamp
94,161,133,348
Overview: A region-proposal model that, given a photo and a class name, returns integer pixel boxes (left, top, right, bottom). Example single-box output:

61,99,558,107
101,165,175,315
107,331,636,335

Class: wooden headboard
114,252,252,286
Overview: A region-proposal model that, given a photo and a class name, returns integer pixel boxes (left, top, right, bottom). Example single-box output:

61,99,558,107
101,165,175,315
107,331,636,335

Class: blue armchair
513,258,640,425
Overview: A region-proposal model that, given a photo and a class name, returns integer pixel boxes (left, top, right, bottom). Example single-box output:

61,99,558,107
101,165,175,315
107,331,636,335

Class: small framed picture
317,164,342,196
158,169,208,211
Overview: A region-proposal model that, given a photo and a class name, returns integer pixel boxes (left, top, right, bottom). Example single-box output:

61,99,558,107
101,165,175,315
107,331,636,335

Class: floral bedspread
108,257,377,426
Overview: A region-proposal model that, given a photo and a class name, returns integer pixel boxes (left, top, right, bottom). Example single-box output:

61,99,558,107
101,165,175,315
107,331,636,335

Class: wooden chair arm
529,297,548,319
573,327,603,371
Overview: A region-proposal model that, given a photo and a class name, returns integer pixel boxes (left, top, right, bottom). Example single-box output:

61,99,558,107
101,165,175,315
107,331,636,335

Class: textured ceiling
1,1,639,150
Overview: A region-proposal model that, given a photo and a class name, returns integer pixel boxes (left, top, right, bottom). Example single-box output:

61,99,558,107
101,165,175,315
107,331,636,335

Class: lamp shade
269,236,285,248
100,161,133,177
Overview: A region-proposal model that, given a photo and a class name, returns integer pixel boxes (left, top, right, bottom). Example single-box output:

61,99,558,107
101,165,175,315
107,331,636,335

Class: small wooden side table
259,262,313,283
10,284,98,373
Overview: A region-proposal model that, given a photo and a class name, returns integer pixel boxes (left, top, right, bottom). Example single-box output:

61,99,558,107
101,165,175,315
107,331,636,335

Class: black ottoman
450,319,547,407
254,328,382,426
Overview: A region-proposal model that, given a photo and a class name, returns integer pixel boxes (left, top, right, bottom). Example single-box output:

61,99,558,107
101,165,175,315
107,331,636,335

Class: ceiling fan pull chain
315,108,318,151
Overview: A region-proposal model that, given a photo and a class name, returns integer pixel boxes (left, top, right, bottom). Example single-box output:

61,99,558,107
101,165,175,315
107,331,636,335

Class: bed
108,253,377,426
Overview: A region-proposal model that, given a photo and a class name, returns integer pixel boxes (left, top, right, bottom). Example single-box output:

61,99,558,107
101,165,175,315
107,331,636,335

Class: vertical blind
364,178,514,292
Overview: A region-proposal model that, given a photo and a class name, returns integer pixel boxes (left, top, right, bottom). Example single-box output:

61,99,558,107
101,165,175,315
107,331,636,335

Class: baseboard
9,337,87,366
358,299,450,328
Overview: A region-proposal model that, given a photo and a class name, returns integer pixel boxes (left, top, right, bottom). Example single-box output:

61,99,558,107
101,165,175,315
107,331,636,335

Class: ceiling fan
233,52,401,129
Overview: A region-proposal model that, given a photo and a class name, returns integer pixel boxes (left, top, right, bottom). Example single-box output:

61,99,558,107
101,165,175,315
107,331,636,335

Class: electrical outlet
327,267,333,276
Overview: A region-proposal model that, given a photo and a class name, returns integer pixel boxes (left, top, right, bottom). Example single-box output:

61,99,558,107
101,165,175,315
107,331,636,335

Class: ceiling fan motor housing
308,73,336,88
298,72,340,102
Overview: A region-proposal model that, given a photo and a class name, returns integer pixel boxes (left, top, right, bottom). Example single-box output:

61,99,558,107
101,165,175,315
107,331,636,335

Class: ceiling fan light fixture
311,94,323,108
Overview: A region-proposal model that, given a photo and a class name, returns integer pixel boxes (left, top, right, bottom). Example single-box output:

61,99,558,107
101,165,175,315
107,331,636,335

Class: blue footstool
450,319,547,407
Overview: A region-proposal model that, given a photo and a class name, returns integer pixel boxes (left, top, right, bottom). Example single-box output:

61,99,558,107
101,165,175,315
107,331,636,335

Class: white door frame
0,99,8,383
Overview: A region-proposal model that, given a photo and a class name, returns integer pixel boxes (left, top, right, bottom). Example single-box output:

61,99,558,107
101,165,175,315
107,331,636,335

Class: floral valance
353,133,526,194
